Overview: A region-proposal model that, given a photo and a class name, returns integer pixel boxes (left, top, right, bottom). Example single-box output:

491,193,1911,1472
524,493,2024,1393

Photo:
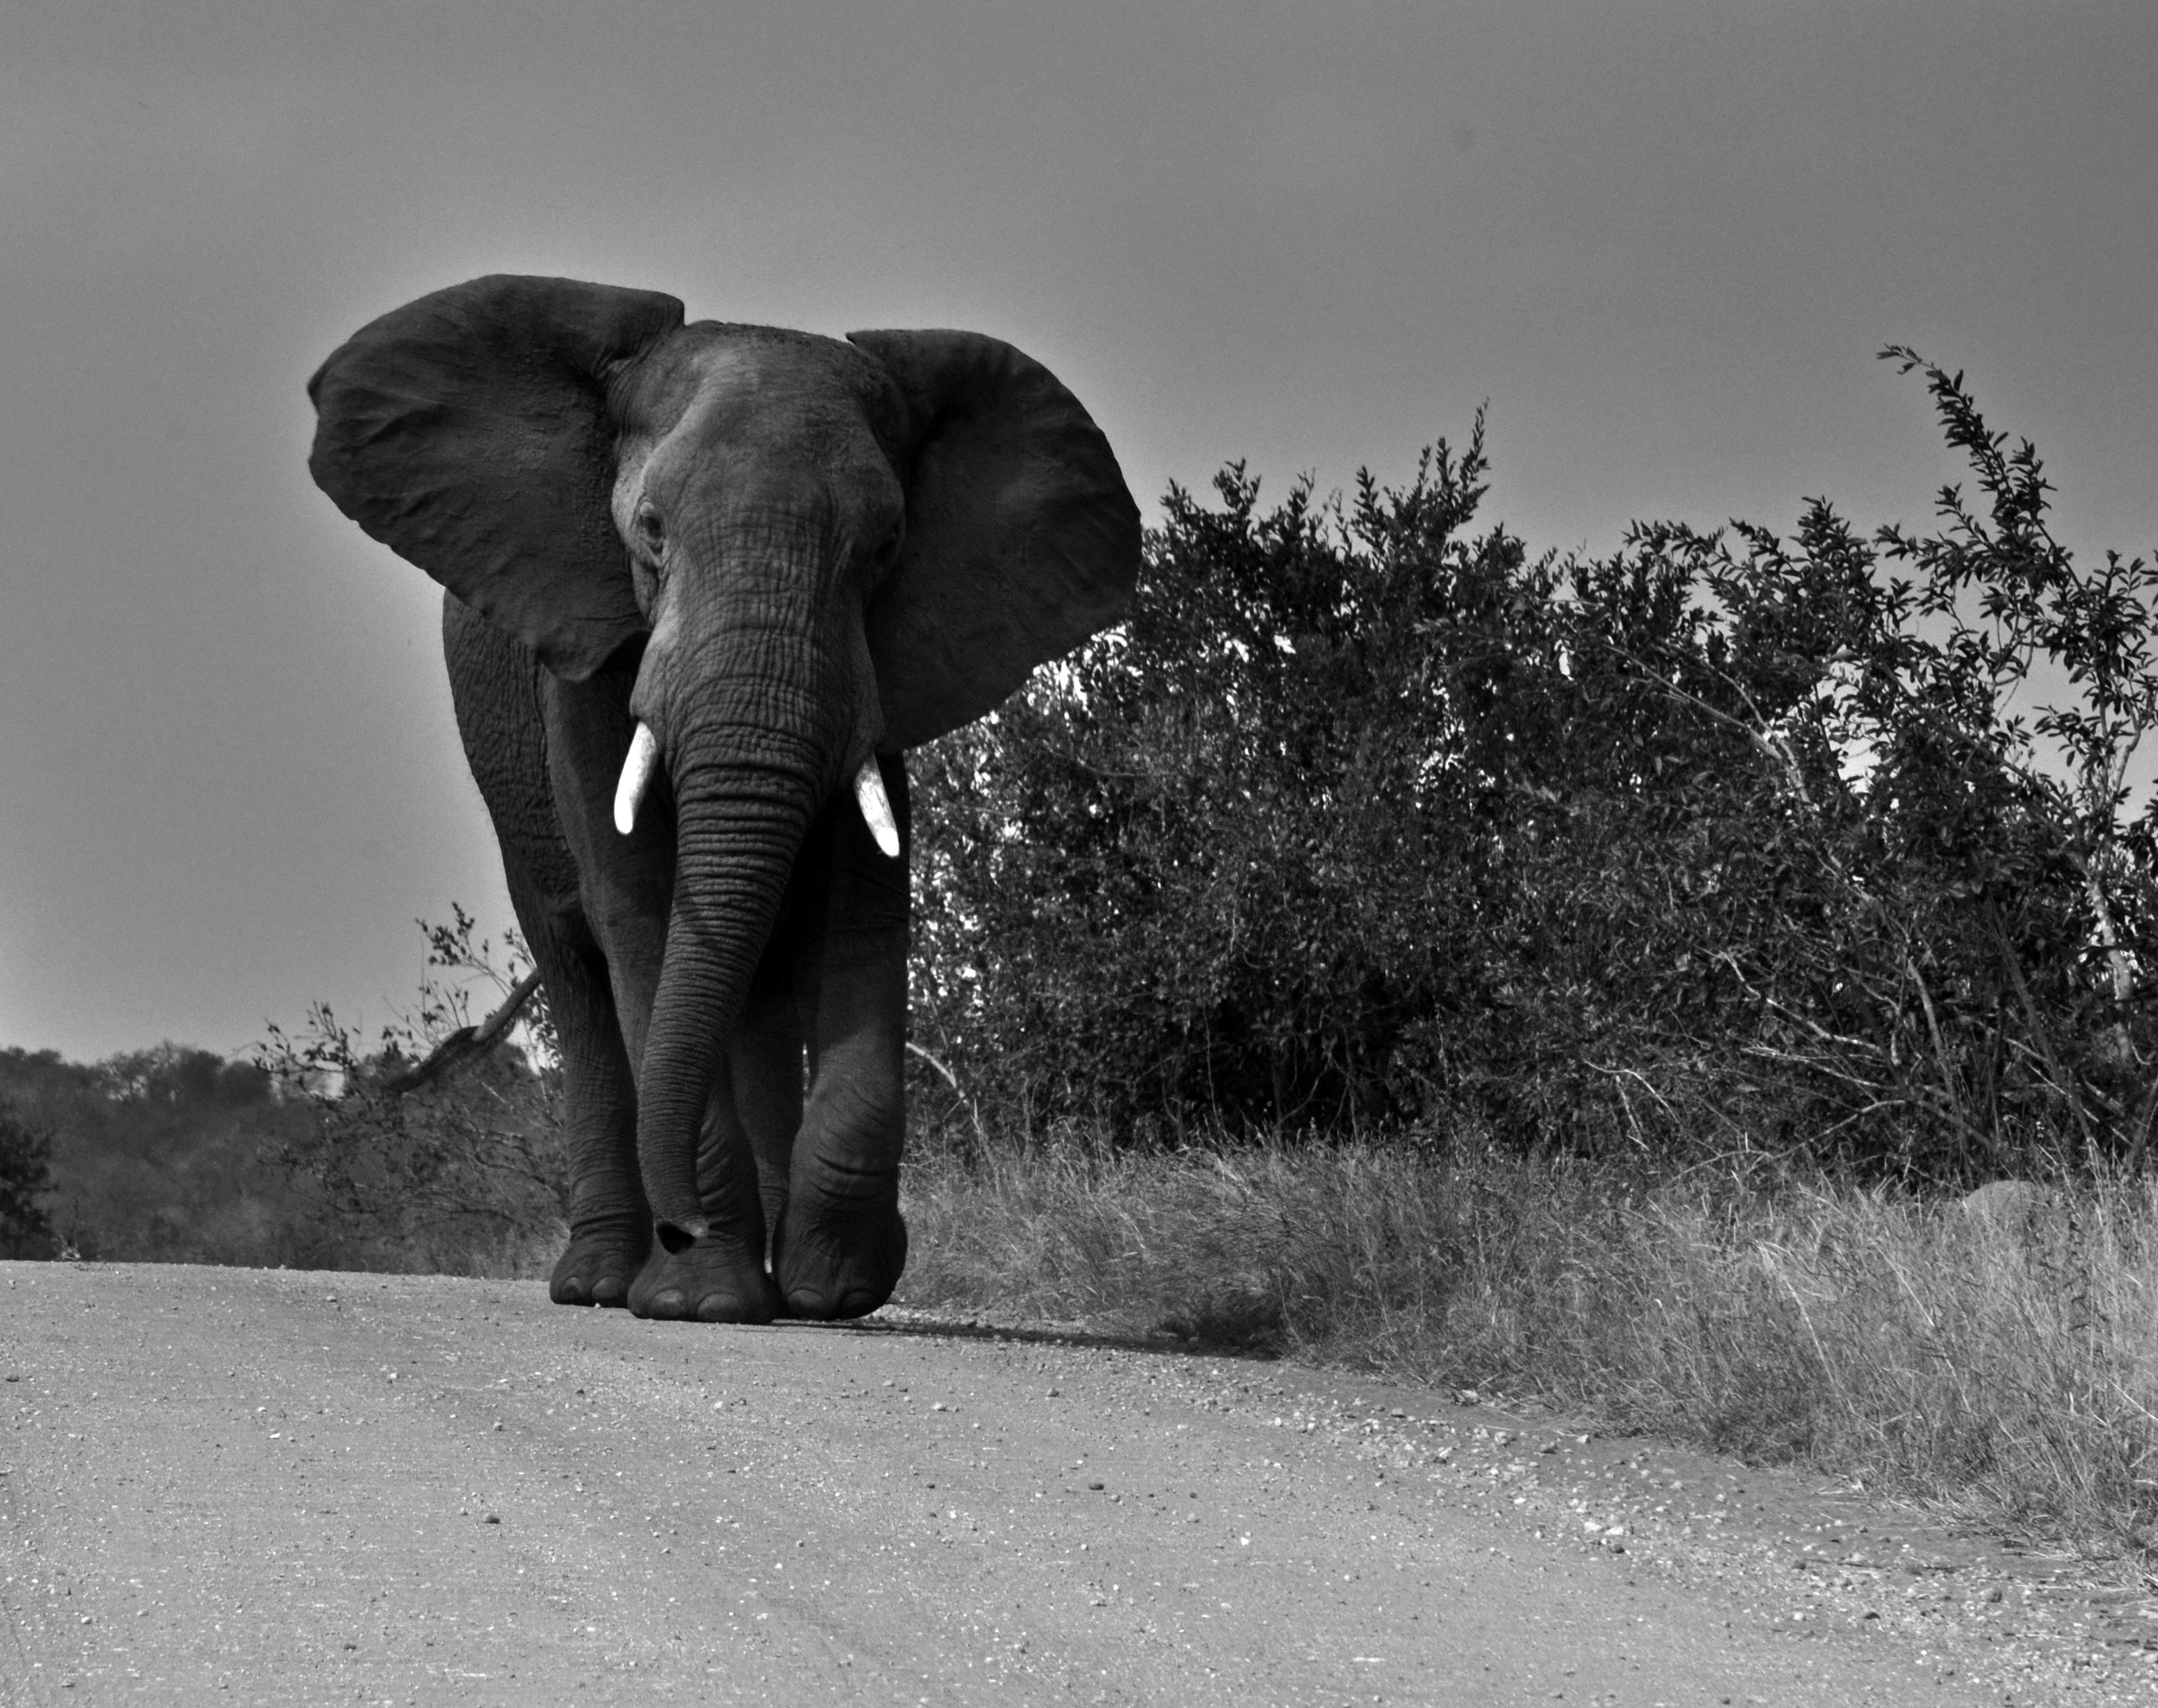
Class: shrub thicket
911,353,2158,1181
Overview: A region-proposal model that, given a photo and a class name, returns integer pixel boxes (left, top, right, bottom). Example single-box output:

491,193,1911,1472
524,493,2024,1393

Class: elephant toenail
695,1295,733,1323
591,1277,626,1306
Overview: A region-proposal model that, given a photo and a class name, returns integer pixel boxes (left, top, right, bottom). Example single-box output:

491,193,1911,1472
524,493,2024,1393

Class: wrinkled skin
310,275,1139,1322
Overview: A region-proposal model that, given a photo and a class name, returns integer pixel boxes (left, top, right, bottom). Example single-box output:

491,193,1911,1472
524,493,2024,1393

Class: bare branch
380,970,544,1097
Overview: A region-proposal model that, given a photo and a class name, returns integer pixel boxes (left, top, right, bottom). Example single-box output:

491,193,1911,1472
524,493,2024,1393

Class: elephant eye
873,518,904,570
634,504,666,557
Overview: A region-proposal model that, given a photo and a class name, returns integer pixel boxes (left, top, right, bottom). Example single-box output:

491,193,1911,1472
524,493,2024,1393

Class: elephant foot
549,1224,651,1308
774,1198,908,1320
627,1231,782,1324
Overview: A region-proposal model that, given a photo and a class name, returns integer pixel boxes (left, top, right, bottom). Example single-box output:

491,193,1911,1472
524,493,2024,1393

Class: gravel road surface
3,1262,2151,1704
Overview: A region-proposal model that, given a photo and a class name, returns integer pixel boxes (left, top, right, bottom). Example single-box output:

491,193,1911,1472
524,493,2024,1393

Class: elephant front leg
500,914,651,1307
499,893,651,1309
774,933,908,1319
774,757,910,1320
525,933,661,1309
547,1031,649,1307
445,608,654,1308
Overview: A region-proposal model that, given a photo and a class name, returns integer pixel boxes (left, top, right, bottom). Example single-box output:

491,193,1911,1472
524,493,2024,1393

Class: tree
0,1105,55,1259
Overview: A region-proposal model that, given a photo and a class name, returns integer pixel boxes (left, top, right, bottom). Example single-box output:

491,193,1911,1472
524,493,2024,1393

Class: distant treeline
0,916,566,1270
0,1044,317,1264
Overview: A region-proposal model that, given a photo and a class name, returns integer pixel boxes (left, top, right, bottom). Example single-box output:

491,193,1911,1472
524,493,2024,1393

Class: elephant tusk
614,722,660,835
853,759,901,858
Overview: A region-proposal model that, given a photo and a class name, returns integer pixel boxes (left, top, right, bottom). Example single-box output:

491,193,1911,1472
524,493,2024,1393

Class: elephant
307,274,1140,1322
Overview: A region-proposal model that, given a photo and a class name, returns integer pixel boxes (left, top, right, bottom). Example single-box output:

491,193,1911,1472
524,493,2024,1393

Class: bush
911,354,2158,1181
259,908,568,1274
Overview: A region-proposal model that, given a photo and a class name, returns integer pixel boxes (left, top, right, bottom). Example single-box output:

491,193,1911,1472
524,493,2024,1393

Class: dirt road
1,1263,2149,1704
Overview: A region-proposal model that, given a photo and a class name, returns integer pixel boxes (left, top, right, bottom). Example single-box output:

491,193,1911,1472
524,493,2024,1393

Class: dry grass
445,1220,566,1282
315,1218,566,1283
898,1136,2158,1554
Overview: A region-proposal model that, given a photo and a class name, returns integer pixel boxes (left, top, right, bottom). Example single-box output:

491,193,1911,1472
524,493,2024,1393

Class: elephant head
308,274,1139,1255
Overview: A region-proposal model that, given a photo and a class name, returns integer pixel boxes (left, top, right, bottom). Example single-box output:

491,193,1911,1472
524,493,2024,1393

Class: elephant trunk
633,695,835,1245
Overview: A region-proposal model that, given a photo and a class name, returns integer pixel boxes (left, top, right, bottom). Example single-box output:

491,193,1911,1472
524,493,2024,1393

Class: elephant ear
308,274,684,680
846,329,1141,748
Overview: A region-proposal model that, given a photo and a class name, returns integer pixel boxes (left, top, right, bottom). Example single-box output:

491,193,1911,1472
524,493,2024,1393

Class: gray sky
4,1,2154,1061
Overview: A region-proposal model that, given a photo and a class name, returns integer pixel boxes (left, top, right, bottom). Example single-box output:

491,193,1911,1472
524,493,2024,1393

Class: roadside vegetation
900,347,2158,1558
9,349,2155,1556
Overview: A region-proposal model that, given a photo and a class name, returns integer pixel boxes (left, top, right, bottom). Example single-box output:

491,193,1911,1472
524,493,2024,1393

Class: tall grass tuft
898,1138,2158,1552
